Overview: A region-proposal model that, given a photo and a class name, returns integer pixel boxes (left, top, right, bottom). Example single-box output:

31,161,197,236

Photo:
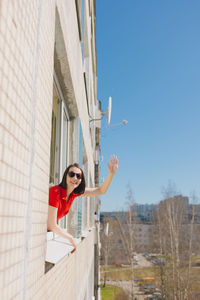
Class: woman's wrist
67,235,74,242
108,170,115,176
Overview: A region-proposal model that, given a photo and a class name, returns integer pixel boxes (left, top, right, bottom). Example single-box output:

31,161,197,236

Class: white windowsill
45,235,81,264
81,230,89,238
47,231,54,241
81,226,95,239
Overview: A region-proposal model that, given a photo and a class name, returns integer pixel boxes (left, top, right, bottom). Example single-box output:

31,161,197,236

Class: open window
45,77,70,272
45,77,84,271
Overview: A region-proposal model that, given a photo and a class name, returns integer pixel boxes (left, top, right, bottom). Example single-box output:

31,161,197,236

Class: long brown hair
59,163,85,194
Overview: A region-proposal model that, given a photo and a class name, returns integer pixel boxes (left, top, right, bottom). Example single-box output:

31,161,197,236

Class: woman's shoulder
49,184,63,194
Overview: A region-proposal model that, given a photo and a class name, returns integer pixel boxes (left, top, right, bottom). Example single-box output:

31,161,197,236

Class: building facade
0,0,101,299
100,198,200,264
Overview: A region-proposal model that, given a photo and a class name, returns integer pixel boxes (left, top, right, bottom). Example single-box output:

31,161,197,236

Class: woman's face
66,166,82,190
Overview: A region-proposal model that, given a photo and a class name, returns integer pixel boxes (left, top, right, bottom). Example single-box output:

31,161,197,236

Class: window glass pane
61,109,68,175
77,198,82,238
59,106,69,230
49,94,59,185
79,122,83,165
77,122,83,237
89,176,94,228
82,160,88,230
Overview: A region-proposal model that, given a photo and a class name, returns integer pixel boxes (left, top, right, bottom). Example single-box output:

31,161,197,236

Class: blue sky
96,0,200,211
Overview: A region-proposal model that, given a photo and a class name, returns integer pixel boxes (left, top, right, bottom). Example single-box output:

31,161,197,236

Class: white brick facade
0,0,100,299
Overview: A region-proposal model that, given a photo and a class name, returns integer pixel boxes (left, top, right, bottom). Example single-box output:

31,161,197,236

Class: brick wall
28,230,95,300
0,1,98,299
0,0,55,298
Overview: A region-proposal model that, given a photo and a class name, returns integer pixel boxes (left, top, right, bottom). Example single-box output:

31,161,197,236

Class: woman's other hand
82,154,118,197
107,155,118,175
69,236,77,253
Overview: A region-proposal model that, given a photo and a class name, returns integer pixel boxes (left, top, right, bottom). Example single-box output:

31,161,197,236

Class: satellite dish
90,96,112,124
102,96,112,124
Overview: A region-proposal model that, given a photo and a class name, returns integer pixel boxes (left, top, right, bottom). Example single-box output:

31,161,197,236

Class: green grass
192,255,200,264
101,265,159,282
101,258,200,294
101,285,125,300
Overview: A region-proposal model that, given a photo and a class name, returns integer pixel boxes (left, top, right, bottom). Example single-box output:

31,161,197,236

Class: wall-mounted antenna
90,96,112,124
101,96,112,124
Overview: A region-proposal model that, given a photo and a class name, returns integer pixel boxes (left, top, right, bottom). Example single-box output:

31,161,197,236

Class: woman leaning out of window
47,155,118,252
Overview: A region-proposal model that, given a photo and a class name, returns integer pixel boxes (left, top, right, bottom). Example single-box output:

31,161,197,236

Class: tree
115,185,137,300
100,217,113,287
154,182,199,299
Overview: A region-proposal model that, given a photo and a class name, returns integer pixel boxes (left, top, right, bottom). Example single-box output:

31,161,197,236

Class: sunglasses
68,171,82,180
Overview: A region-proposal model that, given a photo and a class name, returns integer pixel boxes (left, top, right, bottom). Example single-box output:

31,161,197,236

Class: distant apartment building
132,204,156,253
101,204,157,257
101,203,157,224
155,195,200,254
133,203,157,223
133,224,155,253
0,1,102,299
100,197,200,263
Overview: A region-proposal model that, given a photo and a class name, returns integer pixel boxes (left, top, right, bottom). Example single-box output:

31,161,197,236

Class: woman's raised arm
82,155,118,197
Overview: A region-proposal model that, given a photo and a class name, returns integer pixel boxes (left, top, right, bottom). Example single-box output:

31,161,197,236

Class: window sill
81,226,95,239
81,230,89,239
45,235,81,265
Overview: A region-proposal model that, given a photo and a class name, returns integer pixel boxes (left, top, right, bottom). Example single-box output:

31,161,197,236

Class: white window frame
46,72,72,266
54,71,70,231
59,100,70,179
54,95,61,185
58,101,70,230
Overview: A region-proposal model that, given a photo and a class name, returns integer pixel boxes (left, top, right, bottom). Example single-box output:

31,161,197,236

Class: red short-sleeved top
49,185,81,221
